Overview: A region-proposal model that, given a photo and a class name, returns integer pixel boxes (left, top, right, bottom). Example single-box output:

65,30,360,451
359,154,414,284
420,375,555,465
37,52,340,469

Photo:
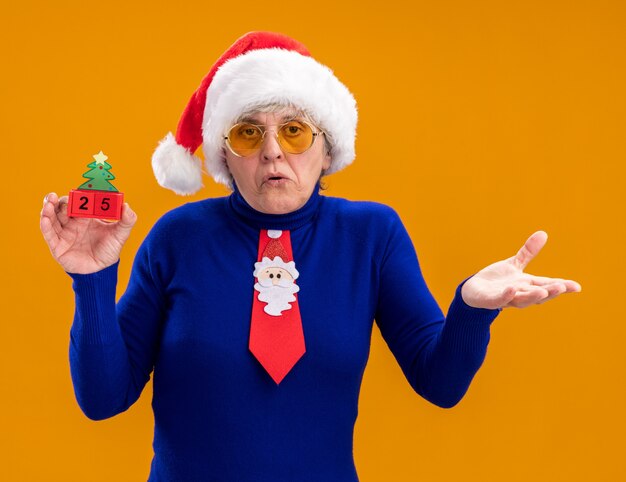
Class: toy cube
68,189,124,220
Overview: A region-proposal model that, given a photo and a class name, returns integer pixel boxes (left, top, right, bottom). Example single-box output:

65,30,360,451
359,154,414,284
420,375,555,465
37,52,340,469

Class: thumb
477,285,517,310
114,202,137,239
513,230,548,270
498,285,517,307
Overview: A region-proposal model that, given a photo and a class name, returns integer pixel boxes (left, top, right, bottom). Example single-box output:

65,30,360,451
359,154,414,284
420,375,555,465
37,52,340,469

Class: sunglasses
224,120,324,157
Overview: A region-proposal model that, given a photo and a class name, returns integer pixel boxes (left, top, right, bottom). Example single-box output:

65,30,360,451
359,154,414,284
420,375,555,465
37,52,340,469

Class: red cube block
94,191,124,218
68,190,95,216
68,189,124,220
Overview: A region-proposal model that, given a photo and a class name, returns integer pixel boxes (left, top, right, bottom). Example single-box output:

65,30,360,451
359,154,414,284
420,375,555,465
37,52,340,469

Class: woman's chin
256,193,306,215
260,201,300,215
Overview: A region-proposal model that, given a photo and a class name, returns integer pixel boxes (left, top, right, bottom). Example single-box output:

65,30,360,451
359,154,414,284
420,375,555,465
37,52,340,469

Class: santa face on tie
253,256,300,316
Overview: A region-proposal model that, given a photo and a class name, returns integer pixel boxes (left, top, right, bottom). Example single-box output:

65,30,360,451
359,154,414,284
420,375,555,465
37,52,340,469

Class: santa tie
249,229,306,384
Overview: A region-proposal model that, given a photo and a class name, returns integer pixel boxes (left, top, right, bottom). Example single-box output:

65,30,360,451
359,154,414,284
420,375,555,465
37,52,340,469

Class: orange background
2,0,624,480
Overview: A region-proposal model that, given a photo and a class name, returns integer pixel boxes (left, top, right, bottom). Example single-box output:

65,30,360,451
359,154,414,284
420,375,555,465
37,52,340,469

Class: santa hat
151,31,358,195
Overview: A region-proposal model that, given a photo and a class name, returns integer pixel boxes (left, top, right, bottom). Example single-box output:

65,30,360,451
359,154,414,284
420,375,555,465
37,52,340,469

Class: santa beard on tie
254,275,300,316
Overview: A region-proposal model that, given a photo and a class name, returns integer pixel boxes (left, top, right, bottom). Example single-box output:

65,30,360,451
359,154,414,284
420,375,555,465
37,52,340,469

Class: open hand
40,192,137,274
461,231,581,310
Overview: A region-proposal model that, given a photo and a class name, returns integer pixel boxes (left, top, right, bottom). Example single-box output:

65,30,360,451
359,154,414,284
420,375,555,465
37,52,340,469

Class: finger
45,192,64,212
43,192,58,207
41,193,56,216
47,205,64,236
41,193,65,228
498,285,517,306
56,195,70,225
541,282,567,297
566,280,582,292
505,286,550,308
112,203,137,243
40,197,64,235
529,275,582,293
40,203,58,235
513,231,548,270
118,203,137,229
40,212,60,251
536,283,568,304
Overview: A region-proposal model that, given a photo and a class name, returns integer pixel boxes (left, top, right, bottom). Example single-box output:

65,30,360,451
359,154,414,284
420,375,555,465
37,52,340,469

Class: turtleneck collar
227,183,322,231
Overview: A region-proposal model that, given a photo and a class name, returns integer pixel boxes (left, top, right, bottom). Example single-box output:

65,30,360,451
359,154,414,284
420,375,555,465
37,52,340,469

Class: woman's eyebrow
278,112,300,122
239,111,301,125
239,115,260,124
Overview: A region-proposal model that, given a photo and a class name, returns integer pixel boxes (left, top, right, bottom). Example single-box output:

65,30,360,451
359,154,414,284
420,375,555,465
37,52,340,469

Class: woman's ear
322,151,331,170
221,149,236,188
221,148,231,168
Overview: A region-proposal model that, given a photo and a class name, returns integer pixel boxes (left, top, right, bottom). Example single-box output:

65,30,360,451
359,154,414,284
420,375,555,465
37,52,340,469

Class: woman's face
224,110,331,215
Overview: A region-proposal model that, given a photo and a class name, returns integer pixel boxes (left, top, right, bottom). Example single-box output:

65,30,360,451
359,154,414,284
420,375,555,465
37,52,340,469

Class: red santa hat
152,31,358,195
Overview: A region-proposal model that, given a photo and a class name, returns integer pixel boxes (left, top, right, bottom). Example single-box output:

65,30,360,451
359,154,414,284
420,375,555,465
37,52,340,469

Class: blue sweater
68,187,500,481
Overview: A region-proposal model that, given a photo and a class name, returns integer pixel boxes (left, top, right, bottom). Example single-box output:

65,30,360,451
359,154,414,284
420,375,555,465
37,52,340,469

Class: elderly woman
40,32,580,481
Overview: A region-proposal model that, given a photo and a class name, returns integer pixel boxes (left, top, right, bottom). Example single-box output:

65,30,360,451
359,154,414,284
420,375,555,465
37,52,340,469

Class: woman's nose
260,129,283,162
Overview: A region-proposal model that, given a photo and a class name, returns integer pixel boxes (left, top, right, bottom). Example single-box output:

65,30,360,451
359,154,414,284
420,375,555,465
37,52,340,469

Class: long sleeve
68,237,167,420
374,212,500,408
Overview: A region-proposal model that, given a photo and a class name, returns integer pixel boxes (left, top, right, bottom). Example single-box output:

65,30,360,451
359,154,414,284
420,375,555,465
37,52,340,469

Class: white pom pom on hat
151,31,358,195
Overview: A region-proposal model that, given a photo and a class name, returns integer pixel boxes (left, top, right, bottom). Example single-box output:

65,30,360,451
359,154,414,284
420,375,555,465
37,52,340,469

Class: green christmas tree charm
77,151,119,191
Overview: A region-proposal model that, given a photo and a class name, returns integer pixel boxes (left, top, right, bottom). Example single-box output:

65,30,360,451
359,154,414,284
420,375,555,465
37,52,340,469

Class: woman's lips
265,177,288,187
262,174,290,187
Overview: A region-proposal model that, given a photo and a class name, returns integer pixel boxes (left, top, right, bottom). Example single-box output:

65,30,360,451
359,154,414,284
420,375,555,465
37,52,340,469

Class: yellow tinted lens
228,124,263,156
277,121,313,153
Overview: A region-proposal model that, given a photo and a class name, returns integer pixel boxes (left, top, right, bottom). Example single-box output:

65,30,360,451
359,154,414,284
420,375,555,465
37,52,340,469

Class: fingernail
43,195,49,206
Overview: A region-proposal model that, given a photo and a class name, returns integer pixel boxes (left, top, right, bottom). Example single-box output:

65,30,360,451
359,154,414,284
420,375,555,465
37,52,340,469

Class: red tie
249,229,306,384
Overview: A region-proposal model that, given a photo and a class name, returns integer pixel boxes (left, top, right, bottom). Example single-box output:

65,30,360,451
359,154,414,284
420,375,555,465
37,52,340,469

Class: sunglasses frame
223,119,325,158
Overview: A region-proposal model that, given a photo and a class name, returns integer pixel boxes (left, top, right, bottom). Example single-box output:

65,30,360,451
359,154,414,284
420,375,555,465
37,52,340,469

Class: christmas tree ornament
68,151,124,220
